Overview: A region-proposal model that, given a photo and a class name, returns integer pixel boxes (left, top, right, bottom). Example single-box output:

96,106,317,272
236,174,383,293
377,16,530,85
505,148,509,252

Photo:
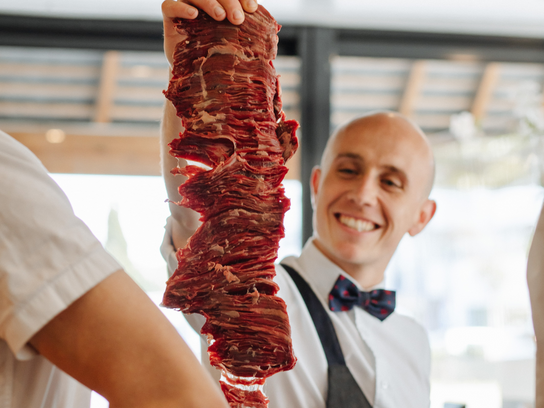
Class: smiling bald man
311,113,436,290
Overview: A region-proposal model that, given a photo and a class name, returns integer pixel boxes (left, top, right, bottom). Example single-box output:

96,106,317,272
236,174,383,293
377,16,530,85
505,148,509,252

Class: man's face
311,114,435,275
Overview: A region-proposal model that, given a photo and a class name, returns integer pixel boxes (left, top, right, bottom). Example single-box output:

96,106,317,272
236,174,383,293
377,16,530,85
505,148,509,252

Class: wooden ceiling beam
399,60,426,117
94,50,120,123
471,62,501,123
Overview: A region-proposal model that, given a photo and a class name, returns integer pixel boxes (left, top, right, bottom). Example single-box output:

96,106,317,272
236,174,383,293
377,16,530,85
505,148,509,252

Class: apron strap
281,264,373,408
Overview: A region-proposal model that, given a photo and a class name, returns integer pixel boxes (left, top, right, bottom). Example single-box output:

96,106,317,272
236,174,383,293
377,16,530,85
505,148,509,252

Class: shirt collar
284,237,385,304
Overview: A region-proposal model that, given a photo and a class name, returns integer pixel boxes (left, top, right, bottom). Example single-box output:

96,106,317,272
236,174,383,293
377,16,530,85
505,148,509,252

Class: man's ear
310,166,321,210
408,199,437,237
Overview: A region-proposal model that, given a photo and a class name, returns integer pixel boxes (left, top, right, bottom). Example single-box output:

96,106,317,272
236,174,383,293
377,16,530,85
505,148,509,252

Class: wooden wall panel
10,132,162,176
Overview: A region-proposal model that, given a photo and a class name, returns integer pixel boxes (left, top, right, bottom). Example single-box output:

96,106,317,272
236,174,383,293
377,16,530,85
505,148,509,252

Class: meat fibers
162,6,298,407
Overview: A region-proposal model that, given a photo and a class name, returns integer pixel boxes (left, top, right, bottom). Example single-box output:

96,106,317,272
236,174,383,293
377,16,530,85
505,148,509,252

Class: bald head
321,111,435,198
309,111,437,282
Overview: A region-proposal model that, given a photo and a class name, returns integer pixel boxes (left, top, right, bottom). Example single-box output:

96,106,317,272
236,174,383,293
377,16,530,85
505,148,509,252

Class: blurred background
1,1,544,407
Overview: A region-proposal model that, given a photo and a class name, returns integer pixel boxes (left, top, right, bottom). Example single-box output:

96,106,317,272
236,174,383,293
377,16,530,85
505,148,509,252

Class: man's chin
330,245,376,267
339,254,373,267
314,238,376,265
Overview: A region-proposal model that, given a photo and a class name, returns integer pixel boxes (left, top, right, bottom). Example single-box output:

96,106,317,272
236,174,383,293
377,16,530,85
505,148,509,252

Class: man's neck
311,240,387,290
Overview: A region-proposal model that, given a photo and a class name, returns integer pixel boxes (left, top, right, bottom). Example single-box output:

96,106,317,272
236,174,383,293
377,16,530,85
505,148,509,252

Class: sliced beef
162,5,298,407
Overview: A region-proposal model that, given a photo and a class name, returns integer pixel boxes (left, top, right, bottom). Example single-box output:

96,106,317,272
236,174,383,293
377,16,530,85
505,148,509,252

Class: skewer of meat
162,5,298,407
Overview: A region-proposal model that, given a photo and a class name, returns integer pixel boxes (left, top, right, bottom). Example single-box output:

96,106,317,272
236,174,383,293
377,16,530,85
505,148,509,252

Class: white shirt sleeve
160,217,179,280
0,131,121,360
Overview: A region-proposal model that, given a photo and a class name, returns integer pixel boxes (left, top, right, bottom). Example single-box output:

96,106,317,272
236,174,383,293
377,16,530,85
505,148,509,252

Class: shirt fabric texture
161,217,431,408
0,131,121,408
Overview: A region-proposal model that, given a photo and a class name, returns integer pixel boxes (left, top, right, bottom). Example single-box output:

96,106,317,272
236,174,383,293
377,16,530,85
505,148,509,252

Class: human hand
162,0,259,68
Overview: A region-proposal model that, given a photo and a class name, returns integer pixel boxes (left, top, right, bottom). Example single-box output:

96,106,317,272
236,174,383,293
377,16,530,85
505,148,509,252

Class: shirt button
381,381,389,390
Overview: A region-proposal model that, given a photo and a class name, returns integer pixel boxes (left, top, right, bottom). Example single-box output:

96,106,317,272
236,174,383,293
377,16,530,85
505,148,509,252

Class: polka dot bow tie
329,275,396,321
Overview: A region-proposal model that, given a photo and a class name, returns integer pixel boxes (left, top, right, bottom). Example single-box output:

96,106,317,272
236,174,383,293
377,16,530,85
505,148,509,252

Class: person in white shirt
160,1,436,407
0,131,231,408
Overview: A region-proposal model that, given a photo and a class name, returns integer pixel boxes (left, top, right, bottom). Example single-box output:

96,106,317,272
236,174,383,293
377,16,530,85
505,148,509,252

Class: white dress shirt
0,131,121,408
162,220,431,408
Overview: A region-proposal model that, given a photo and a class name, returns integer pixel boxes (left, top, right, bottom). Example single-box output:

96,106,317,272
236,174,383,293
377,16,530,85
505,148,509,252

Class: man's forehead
327,126,418,165
321,112,435,195
325,113,429,158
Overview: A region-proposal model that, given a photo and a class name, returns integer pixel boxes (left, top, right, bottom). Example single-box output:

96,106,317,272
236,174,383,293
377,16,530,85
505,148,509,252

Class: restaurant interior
1,1,544,407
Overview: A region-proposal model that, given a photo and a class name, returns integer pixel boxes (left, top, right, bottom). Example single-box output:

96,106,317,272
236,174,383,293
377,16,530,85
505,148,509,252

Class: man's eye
383,179,401,188
338,168,356,175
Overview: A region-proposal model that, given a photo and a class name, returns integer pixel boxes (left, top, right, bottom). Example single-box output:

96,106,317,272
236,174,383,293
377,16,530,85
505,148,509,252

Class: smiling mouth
337,214,377,232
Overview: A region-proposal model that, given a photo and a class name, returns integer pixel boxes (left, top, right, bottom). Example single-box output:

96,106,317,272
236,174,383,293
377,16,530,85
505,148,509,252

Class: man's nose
348,174,379,206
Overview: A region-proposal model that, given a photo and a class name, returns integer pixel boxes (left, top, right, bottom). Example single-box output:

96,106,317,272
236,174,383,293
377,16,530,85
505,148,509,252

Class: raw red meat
220,382,270,408
162,5,298,408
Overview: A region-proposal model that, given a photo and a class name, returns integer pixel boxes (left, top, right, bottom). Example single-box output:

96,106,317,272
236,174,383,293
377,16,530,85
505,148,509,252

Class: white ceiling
3,0,544,38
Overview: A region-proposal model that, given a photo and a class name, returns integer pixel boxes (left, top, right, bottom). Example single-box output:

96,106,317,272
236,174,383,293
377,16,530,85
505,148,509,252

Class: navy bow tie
329,275,396,321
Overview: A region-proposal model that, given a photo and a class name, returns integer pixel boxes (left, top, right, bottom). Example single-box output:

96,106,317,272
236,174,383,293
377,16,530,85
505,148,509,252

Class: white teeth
339,215,375,232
